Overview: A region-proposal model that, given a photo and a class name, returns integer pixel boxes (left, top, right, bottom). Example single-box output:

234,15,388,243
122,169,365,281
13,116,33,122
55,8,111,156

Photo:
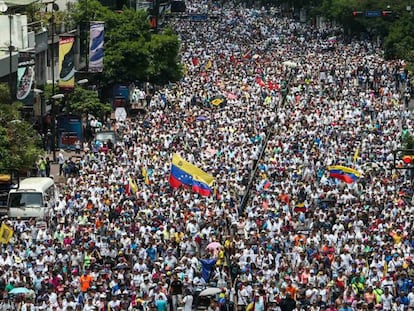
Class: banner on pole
89,21,104,72
58,36,75,89
16,51,35,105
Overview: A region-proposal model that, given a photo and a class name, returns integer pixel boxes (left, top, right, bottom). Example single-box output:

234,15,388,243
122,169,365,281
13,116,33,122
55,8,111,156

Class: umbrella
225,92,238,100
210,95,227,107
196,115,208,121
210,98,224,106
9,287,32,295
199,287,222,297
115,263,129,270
282,60,298,68
206,241,221,250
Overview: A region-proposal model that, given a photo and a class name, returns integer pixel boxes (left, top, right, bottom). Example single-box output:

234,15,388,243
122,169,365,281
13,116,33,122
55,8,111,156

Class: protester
3,2,414,311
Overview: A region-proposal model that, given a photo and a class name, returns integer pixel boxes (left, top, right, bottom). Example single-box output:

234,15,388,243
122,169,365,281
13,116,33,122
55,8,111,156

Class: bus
7,177,57,220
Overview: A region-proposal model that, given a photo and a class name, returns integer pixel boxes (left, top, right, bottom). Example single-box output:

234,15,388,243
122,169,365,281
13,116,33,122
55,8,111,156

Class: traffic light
402,155,414,164
352,11,363,17
381,10,392,17
149,16,157,29
393,149,414,170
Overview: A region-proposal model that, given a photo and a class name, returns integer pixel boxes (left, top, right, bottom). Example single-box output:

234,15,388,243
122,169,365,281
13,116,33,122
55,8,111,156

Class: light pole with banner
0,0,14,100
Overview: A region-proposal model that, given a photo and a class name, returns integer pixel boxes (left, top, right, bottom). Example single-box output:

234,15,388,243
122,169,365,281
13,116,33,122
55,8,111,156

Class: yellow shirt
175,232,184,243
217,250,225,266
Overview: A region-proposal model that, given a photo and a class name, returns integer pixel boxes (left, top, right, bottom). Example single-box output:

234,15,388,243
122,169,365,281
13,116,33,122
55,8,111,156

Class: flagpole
239,63,297,214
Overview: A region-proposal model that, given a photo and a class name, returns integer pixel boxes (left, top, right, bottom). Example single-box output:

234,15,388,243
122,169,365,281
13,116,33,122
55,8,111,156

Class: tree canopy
0,84,43,171
71,0,182,85
68,86,112,119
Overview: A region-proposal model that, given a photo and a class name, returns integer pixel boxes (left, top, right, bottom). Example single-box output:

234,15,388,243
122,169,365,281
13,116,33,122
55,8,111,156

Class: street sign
365,10,381,17
115,107,127,121
190,14,207,22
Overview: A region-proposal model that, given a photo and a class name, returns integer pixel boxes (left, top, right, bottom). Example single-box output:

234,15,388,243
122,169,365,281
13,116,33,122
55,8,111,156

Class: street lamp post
42,0,59,161
77,79,89,86
33,88,45,146
0,1,13,100
51,93,64,161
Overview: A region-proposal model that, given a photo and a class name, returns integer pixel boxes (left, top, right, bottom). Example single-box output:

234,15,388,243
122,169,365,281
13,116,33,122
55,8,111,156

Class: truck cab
0,170,20,217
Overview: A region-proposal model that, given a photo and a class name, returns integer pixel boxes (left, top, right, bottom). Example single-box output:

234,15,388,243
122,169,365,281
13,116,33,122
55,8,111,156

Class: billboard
58,36,75,90
57,115,83,150
89,21,104,72
16,51,35,106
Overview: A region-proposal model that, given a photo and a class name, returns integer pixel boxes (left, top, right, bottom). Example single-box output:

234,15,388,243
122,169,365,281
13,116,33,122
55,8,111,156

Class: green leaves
68,86,111,119
384,13,414,66
146,32,182,84
70,0,182,85
0,84,43,171
312,0,414,70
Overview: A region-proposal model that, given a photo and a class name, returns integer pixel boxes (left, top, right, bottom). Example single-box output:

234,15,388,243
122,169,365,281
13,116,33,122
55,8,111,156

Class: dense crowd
2,1,414,311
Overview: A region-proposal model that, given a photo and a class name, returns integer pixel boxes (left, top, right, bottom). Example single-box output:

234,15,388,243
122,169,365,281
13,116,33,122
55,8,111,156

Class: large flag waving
169,154,214,196
328,165,361,184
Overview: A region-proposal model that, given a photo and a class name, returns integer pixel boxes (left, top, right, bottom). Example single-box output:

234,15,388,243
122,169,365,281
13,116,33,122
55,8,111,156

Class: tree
70,0,183,85
0,84,43,171
384,13,414,70
402,131,414,150
146,29,183,84
68,86,112,119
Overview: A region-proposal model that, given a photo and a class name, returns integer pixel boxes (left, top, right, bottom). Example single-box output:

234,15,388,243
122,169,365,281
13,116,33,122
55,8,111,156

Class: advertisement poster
16,52,35,106
112,84,129,109
58,36,75,90
57,115,83,150
89,21,104,72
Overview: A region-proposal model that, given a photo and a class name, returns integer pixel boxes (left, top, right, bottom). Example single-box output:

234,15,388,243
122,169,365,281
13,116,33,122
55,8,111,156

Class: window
9,192,43,207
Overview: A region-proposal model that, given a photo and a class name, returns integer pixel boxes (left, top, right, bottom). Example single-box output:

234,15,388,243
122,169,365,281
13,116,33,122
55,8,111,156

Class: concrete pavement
47,149,80,184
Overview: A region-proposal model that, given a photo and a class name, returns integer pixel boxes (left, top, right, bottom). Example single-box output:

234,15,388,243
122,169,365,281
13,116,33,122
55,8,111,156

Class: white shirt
408,291,414,307
58,152,65,165
381,293,393,310
183,294,193,311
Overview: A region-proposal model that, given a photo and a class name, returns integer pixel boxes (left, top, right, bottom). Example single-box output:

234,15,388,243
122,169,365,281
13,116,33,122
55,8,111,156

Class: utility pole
8,14,13,100
0,1,14,100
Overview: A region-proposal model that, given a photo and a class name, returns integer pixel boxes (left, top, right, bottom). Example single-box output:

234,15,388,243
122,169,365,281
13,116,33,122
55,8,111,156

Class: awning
5,0,39,7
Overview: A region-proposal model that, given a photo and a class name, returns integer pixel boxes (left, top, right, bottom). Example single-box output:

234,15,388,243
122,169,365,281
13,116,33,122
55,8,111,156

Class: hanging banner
89,21,104,72
16,51,35,106
58,36,75,89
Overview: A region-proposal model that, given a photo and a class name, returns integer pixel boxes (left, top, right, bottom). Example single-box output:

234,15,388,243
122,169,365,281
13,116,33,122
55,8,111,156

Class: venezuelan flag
192,175,213,196
294,202,306,213
261,179,271,190
169,154,214,196
327,165,361,184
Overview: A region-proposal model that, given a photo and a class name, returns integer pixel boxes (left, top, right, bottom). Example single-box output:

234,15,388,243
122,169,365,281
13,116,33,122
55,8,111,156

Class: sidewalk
47,150,80,185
